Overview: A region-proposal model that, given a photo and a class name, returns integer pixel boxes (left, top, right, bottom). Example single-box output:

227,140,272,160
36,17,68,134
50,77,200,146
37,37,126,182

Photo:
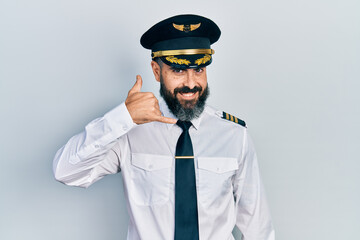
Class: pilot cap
140,14,221,69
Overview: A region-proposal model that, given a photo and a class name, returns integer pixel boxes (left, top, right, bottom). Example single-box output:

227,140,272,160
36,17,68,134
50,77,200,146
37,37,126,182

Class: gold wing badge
173,23,201,32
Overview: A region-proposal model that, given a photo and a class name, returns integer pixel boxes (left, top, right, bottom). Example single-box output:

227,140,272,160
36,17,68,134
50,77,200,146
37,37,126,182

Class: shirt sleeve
233,129,275,240
53,102,136,188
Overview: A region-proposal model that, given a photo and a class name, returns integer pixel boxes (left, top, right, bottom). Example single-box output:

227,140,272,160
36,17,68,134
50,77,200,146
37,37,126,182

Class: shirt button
216,167,220,171
122,126,128,131
148,164,153,169
94,144,100,148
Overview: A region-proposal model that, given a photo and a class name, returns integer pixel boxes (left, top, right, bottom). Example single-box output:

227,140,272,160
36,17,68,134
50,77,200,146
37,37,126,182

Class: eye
195,68,204,73
171,67,183,73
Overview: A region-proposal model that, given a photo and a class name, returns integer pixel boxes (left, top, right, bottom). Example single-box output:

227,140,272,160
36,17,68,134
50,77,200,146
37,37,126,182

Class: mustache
174,86,202,95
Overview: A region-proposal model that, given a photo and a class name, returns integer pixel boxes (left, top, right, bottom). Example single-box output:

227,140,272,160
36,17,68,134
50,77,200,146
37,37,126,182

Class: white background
1,0,359,239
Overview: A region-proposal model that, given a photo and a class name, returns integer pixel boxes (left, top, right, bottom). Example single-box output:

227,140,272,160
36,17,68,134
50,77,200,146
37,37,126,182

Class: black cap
140,14,221,69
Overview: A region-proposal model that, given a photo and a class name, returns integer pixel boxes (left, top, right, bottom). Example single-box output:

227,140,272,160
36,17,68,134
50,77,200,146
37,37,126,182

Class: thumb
128,75,143,95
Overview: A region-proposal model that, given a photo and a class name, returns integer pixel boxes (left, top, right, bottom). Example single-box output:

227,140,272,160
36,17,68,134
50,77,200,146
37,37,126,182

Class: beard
159,75,209,121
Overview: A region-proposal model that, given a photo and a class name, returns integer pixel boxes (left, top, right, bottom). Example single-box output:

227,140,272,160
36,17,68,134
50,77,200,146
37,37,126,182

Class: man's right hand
125,75,177,125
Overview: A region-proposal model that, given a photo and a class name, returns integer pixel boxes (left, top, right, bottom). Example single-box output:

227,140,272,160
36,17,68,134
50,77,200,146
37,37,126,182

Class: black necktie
174,120,199,240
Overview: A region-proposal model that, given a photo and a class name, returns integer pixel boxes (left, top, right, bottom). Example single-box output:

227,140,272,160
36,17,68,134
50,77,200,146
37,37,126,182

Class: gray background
1,0,359,239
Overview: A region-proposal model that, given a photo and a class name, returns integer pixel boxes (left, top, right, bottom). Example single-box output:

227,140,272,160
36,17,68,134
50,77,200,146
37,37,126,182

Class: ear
151,60,161,82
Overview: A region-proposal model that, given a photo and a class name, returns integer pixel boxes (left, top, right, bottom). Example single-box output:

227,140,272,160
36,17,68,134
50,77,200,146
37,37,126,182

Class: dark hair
154,57,163,68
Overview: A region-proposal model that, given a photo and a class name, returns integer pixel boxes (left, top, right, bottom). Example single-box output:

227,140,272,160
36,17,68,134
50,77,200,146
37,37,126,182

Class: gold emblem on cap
173,23,201,32
195,54,211,65
165,56,191,65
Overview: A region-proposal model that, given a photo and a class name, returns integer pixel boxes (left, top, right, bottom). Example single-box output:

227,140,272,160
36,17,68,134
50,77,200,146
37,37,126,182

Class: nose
183,69,197,89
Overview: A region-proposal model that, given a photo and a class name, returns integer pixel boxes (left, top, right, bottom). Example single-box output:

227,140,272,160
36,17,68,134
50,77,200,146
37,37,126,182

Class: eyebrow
170,66,185,71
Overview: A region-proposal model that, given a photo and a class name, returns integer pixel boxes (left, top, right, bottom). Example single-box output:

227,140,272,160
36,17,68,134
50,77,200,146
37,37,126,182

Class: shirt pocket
197,157,238,206
129,153,173,206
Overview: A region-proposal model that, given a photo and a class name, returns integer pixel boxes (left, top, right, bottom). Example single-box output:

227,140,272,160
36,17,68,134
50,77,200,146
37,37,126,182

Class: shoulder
204,105,247,128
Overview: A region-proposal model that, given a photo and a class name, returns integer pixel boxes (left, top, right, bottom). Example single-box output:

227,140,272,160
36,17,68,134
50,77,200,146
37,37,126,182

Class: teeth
182,93,194,97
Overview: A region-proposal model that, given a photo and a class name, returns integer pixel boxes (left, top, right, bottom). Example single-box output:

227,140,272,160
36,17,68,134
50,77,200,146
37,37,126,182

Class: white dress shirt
53,100,275,240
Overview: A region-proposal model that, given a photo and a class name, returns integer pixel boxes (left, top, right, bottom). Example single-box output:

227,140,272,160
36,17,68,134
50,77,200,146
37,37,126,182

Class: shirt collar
159,98,204,130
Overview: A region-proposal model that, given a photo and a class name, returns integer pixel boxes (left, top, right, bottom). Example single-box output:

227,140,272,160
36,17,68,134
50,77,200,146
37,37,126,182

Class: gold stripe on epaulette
222,111,246,127
175,156,194,159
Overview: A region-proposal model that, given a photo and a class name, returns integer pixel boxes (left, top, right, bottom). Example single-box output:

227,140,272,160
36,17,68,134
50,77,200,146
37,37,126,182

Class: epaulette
222,111,246,127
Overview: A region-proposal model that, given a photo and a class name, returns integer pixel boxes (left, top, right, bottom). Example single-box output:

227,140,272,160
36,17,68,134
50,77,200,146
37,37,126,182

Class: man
53,14,275,240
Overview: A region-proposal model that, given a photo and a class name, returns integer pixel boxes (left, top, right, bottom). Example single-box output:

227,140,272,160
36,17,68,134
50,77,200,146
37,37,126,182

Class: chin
178,98,198,109
181,100,197,109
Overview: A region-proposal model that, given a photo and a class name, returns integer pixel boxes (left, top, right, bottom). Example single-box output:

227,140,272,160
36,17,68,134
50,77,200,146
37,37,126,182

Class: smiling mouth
175,86,202,99
178,91,200,101
180,92,196,97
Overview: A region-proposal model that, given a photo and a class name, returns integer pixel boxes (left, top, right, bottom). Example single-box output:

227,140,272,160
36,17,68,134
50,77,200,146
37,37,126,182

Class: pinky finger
155,116,177,124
